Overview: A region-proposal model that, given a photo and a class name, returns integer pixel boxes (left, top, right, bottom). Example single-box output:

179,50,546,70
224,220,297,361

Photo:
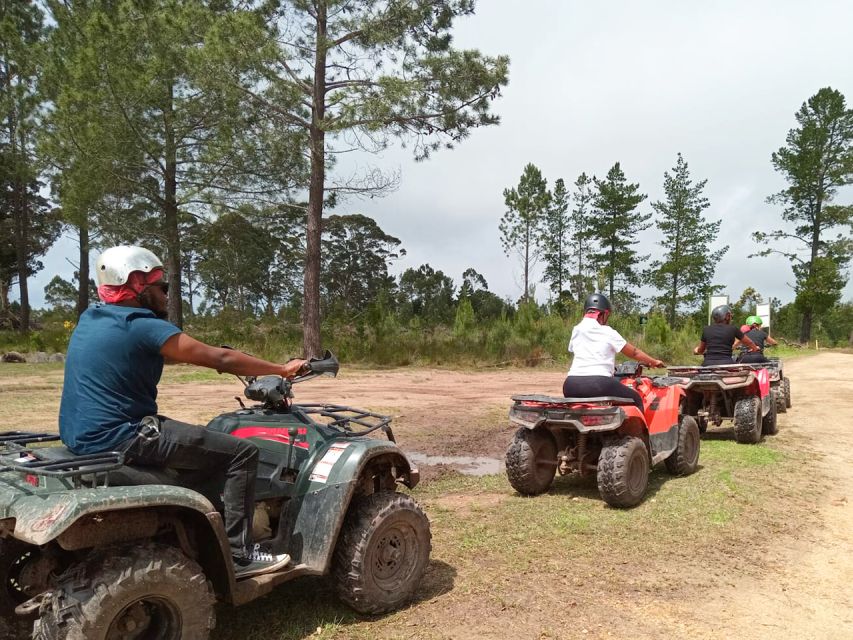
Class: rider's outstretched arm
161,333,306,378
621,342,664,368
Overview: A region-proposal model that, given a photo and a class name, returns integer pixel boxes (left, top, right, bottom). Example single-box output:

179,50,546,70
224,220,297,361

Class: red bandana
97,268,165,303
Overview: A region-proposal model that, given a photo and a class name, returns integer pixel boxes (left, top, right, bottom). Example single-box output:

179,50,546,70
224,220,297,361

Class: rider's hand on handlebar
649,358,665,368
280,359,308,379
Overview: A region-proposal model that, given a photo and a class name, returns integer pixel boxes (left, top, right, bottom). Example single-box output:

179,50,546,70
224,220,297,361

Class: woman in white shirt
563,293,665,412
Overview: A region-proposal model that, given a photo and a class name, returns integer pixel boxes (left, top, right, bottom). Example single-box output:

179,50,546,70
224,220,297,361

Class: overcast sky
28,0,853,310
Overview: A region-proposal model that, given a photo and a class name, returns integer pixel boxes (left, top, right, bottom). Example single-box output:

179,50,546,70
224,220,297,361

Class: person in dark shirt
736,315,778,363
60,246,307,579
693,304,759,366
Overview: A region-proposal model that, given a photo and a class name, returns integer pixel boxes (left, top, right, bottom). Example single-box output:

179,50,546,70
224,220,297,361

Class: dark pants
702,356,735,366
562,375,644,413
122,417,258,559
737,352,768,364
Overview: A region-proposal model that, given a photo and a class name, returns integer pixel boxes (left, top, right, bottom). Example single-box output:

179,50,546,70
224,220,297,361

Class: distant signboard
756,303,771,329
709,295,729,324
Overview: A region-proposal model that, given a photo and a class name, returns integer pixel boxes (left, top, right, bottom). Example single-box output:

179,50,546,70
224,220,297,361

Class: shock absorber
577,432,588,476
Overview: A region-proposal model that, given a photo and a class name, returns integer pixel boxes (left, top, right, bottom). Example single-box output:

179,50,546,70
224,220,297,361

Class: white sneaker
233,544,291,579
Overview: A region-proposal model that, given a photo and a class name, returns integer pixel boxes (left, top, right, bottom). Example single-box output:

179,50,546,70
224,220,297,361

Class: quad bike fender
0,484,216,547
280,440,416,575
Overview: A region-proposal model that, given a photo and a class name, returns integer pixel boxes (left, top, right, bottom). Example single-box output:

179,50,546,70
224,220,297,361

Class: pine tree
500,164,551,302
753,87,853,342
217,1,509,355
647,153,727,325
569,173,595,301
588,163,650,304
541,178,570,298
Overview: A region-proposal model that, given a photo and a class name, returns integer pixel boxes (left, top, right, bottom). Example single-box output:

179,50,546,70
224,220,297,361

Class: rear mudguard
277,438,415,575
0,478,216,546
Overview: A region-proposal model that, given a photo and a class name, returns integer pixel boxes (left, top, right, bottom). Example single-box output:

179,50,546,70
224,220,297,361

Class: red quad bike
765,357,792,414
666,363,777,443
504,362,700,508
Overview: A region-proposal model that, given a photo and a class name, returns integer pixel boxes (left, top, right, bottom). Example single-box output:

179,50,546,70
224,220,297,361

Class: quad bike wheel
333,491,431,615
774,387,787,414
733,395,762,444
762,394,779,436
665,416,701,475
0,538,44,640
505,427,558,496
597,436,649,508
784,377,792,408
32,543,215,640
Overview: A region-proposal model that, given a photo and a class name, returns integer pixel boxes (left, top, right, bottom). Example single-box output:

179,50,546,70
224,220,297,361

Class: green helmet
746,315,762,327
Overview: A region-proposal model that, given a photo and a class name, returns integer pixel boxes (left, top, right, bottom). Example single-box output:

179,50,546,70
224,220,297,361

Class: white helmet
96,246,163,287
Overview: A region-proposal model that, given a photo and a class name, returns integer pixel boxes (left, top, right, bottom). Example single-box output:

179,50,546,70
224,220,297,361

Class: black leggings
562,375,644,413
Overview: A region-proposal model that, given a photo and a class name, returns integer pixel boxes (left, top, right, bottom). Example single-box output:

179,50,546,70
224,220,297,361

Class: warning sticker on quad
309,443,351,483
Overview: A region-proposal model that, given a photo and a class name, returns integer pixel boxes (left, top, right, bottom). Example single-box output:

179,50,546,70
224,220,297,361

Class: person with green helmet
736,315,778,363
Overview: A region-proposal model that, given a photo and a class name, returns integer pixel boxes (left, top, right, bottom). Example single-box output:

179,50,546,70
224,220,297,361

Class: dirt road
206,353,853,639
653,352,853,639
2,353,850,638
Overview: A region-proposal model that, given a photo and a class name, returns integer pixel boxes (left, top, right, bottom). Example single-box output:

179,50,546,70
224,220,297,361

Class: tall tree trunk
163,86,182,327
799,310,812,344
800,202,823,343
523,225,530,302
76,218,90,318
13,164,29,334
303,1,328,358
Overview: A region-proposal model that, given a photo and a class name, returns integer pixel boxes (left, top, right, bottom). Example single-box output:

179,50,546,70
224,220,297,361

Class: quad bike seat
35,445,183,487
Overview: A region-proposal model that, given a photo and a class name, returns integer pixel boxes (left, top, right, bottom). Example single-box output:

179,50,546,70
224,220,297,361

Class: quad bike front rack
294,404,395,442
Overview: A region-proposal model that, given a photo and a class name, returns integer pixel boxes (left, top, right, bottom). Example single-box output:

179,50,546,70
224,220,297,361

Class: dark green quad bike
0,352,430,640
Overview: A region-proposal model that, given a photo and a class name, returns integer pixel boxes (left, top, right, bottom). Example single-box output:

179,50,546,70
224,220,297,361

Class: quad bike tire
664,416,701,476
597,435,649,508
333,490,431,615
774,387,787,414
33,543,215,640
733,395,762,444
762,394,779,436
784,377,792,408
505,427,558,496
0,538,39,640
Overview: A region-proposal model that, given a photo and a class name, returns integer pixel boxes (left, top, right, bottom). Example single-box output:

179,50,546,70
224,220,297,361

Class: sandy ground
650,352,853,639
1,353,851,639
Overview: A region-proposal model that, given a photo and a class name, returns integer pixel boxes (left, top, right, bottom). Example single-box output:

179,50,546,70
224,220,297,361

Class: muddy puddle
407,452,504,476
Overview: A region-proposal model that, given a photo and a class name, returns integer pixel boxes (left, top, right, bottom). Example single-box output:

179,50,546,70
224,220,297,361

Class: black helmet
711,304,732,323
584,292,611,313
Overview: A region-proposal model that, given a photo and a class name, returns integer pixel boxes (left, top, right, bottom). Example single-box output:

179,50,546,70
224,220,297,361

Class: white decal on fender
309,443,351,483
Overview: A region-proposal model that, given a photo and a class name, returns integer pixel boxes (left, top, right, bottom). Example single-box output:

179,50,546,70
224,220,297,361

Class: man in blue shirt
60,246,306,579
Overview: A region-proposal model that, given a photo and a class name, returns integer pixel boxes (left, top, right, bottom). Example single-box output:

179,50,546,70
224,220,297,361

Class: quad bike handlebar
243,351,340,408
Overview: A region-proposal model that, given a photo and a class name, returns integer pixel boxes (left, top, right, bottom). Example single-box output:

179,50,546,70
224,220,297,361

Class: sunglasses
147,281,169,294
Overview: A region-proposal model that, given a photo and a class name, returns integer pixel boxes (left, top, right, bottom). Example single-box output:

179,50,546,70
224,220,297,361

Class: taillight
580,414,612,426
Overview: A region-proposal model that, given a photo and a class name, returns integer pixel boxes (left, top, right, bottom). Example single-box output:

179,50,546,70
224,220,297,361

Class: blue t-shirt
59,304,181,454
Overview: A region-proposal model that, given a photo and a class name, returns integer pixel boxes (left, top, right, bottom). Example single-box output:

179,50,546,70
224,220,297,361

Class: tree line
1,1,850,352
500,153,726,327
499,87,852,343
1,0,509,357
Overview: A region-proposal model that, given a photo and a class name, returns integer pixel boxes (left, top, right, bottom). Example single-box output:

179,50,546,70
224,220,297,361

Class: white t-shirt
567,316,628,377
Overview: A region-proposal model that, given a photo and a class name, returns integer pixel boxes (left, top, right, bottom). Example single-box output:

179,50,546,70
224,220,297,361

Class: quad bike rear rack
0,431,125,483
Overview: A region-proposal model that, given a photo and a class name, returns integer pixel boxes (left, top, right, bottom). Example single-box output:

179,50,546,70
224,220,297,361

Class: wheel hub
107,597,180,640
